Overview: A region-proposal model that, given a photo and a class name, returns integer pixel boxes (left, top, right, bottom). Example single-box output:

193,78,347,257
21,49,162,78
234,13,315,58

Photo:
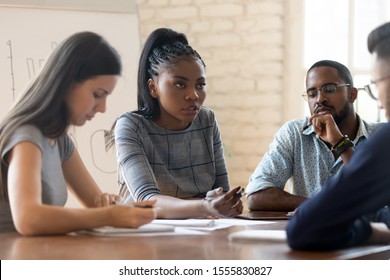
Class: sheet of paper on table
228,230,287,242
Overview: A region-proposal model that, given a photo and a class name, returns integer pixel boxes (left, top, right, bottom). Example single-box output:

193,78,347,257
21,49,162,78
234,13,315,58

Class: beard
333,103,353,125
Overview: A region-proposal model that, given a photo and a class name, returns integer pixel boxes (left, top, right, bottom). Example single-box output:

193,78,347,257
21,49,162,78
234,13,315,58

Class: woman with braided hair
112,28,243,218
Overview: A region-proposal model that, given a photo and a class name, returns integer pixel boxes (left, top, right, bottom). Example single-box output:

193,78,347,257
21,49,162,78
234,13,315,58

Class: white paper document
217,218,275,226
80,224,174,236
78,218,281,237
152,219,216,227
152,218,275,231
228,230,287,242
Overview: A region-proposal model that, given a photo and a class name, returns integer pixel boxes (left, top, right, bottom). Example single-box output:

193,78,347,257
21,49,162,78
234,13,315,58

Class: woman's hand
205,187,224,199
109,200,157,228
94,193,122,207
204,186,243,217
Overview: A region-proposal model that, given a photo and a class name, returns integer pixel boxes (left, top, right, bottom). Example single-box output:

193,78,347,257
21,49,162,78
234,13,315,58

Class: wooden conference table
1,211,390,260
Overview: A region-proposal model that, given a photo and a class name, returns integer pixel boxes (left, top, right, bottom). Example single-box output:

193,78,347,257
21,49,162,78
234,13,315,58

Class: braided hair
136,28,205,119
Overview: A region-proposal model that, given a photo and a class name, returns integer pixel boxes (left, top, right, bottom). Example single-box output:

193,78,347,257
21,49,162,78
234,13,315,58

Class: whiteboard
0,1,140,206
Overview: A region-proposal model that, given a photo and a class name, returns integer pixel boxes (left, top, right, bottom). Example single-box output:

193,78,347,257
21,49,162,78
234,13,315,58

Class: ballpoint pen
302,123,312,132
302,106,320,132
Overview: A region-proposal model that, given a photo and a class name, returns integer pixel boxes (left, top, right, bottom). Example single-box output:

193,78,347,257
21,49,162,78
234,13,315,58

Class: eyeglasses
363,74,390,101
302,83,350,101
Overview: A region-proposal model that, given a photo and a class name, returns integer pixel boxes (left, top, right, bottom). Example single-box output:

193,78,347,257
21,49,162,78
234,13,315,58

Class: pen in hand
234,187,247,197
302,106,320,132
302,123,312,132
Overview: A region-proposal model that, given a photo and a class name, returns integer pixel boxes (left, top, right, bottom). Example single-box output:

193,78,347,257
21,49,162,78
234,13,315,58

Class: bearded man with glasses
287,22,390,250
246,60,382,212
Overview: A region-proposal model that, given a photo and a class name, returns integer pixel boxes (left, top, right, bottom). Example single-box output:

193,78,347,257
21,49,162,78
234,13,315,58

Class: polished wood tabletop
1,212,390,260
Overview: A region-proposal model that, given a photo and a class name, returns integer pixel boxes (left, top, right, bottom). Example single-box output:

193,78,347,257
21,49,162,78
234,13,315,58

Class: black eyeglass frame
363,74,390,101
302,83,350,101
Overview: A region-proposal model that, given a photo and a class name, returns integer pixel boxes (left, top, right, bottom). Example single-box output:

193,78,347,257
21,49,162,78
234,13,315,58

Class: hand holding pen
302,106,320,131
204,186,244,217
303,106,344,145
109,200,157,228
92,194,156,228
94,193,122,207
